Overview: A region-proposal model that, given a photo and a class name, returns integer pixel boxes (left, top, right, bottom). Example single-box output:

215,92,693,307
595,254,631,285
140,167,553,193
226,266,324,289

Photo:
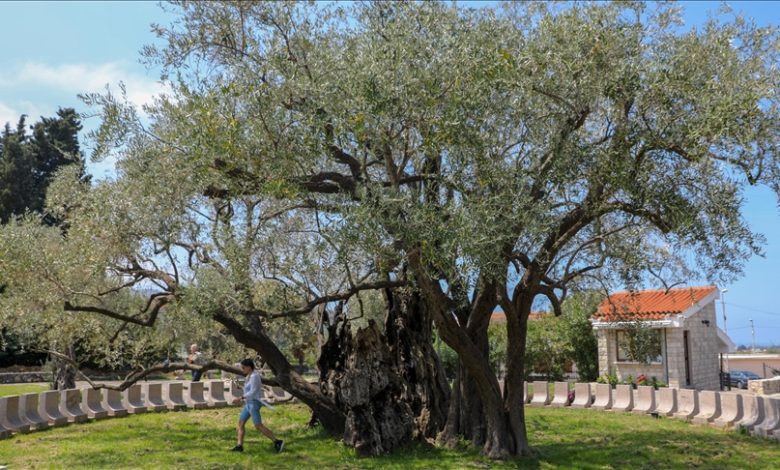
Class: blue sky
1,1,779,346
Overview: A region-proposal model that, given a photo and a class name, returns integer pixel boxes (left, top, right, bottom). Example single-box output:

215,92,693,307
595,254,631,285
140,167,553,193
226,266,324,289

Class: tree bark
51,344,76,390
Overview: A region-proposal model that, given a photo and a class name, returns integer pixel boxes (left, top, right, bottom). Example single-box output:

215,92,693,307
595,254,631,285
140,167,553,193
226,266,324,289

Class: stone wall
748,377,780,395
680,302,720,391
0,372,52,384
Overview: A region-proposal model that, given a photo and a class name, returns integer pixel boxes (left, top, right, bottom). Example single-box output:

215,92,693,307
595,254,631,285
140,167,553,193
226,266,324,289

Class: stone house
591,286,735,390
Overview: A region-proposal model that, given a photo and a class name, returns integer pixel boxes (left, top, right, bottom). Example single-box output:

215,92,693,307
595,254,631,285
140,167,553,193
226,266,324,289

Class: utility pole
721,289,729,372
750,319,756,352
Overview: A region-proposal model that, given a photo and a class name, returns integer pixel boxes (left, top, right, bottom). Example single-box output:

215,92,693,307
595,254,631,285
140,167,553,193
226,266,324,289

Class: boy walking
231,359,284,453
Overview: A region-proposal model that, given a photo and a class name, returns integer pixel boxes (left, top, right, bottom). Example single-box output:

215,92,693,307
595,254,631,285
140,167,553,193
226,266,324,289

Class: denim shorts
239,399,262,425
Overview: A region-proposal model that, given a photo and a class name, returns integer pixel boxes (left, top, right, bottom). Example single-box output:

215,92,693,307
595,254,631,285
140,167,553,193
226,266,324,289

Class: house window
616,329,663,363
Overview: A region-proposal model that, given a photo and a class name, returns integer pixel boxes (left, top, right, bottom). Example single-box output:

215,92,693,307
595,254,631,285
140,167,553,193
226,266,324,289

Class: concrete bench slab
570,383,592,409
632,386,656,414
692,391,722,425
591,383,613,411
103,389,129,417
0,396,31,433
611,384,634,412
20,393,49,430
529,381,551,407
655,388,678,416
523,382,531,404
0,423,10,440
673,389,699,421
736,393,765,432
205,380,228,408
163,382,188,411
37,390,69,427
186,381,210,409
550,382,571,407
227,381,243,404
122,385,149,414
60,389,88,423
712,392,743,429
82,388,109,420
142,383,168,412
753,396,780,438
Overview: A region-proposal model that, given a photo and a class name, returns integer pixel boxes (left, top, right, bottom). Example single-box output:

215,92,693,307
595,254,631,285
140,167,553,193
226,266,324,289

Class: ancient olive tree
130,1,778,458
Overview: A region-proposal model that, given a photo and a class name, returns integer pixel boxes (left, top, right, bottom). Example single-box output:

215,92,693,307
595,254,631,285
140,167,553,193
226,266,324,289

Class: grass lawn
0,383,48,398
0,403,778,469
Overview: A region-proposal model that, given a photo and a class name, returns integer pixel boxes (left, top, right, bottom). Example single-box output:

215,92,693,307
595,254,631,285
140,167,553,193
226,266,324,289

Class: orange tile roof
593,286,718,322
490,309,548,323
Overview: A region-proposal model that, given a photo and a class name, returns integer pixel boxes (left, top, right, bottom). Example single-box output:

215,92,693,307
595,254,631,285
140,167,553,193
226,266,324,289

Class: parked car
728,370,762,389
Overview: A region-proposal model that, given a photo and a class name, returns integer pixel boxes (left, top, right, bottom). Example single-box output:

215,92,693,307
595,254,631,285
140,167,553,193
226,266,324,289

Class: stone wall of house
680,302,721,390
597,329,667,384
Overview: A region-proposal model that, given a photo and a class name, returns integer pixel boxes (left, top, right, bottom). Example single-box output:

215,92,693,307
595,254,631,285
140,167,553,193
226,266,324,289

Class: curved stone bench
550,382,571,407
206,380,228,408
611,385,634,412
38,390,69,427
655,387,678,416
753,396,780,438
674,389,699,421
591,383,613,411
737,393,765,433
570,383,592,409
632,386,656,415
186,381,210,409
103,389,129,417
122,385,149,414
163,382,188,411
713,392,743,429
692,391,721,425
60,389,88,424
21,393,50,430
0,395,31,433
142,383,168,412
82,388,109,420
529,381,551,407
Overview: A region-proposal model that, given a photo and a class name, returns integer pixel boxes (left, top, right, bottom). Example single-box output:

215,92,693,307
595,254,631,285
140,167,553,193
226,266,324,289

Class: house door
683,330,691,386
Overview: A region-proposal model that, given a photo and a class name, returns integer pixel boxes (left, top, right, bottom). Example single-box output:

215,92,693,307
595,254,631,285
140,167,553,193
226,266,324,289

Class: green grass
0,403,777,469
0,383,48,398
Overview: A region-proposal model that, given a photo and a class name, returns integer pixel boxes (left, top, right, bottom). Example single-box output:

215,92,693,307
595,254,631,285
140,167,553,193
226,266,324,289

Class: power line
724,302,780,317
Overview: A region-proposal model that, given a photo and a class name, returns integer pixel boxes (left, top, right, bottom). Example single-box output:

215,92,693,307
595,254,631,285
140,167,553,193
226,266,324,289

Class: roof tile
593,286,717,322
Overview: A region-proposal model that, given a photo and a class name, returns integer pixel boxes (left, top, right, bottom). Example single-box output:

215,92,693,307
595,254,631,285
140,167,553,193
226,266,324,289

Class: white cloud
0,102,19,127
0,61,166,108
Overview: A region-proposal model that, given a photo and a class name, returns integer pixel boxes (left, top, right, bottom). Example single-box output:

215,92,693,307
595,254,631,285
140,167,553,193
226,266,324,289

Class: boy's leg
254,422,276,441
237,419,247,446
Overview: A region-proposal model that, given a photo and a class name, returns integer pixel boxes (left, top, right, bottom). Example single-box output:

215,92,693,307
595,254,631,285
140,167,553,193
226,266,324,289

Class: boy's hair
240,359,255,369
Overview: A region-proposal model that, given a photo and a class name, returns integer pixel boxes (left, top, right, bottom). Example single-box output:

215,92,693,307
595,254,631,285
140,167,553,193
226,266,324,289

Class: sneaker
230,444,244,452
274,439,284,453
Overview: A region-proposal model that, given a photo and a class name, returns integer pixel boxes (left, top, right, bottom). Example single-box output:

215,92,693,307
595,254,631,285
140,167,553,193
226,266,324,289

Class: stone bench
570,383,592,409
227,381,243,404
122,385,149,414
0,395,31,433
82,388,109,420
673,389,699,421
163,382,188,411
753,396,780,438
712,392,743,429
550,382,571,407
632,386,656,414
591,383,613,411
610,384,633,412
38,390,69,427
523,381,531,404
655,387,678,416
20,393,49,430
142,383,167,412
186,381,210,409
736,393,765,433
60,389,88,423
103,389,129,417
529,381,551,407
205,380,228,408
692,391,721,425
